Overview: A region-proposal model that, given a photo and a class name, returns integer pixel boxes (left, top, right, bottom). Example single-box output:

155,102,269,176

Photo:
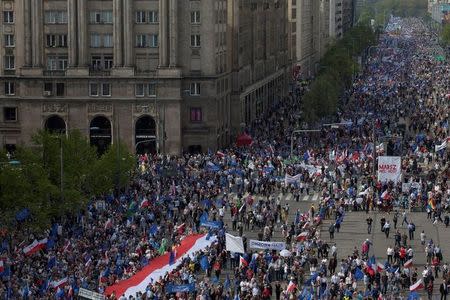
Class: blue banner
200,220,223,229
166,283,196,293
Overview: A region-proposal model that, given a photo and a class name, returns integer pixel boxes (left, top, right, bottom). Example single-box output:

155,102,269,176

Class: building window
44,11,68,24
190,35,201,47
135,34,146,48
103,34,113,48
3,11,14,24
46,34,67,48
3,107,17,122
47,56,68,70
4,34,14,47
104,55,113,69
135,83,145,97
190,82,200,96
4,81,15,96
135,11,146,23
44,82,53,94
89,11,113,24
89,83,99,96
101,83,111,96
148,11,159,23
4,55,15,70
90,33,101,48
148,82,156,97
190,107,202,122
191,11,201,24
149,34,158,47
56,83,65,96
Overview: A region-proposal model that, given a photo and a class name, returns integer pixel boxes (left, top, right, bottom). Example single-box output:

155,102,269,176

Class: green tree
442,24,450,46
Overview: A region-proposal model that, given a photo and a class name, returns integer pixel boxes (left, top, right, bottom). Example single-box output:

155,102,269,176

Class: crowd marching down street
0,17,449,300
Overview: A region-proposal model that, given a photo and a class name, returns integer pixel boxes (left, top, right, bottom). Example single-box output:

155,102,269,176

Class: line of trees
358,0,428,26
0,131,135,232
302,24,376,123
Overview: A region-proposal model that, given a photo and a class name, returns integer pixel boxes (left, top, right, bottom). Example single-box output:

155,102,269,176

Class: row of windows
0,106,203,124
4,81,203,97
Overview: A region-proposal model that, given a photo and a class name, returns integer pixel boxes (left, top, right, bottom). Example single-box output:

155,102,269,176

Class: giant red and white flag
409,279,424,291
23,239,47,256
105,234,216,298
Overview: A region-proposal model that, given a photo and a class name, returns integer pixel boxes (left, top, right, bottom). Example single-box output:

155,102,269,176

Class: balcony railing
89,68,111,76
43,70,66,76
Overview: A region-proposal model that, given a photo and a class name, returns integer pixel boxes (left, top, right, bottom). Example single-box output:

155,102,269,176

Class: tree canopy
302,25,376,124
0,130,135,232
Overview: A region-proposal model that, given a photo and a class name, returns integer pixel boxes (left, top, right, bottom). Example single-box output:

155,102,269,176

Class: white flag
435,140,447,152
225,233,245,254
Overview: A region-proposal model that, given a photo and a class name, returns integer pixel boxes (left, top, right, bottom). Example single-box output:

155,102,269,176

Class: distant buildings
289,0,355,78
0,0,289,155
429,0,450,24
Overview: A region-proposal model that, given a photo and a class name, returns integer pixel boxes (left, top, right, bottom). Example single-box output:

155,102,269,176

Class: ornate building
0,0,289,155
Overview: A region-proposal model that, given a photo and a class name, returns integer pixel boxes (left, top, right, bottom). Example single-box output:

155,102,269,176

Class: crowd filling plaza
1,17,450,300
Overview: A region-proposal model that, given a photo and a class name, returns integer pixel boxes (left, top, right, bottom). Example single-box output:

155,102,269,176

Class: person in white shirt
387,246,394,264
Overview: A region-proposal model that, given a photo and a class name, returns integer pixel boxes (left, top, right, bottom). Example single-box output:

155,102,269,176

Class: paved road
217,191,449,299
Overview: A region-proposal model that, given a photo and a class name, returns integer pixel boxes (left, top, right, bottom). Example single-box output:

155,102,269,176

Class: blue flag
169,250,176,265
354,267,364,281
200,256,209,271
149,224,159,235
407,291,419,300
224,274,231,291
48,256,56,270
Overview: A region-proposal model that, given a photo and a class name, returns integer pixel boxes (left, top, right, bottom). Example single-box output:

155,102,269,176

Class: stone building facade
0,0,289,155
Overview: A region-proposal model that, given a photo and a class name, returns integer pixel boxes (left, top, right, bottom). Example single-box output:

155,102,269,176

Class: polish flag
50,277,68,290
286,281,297,293
176,223,186,235
297,231,308,242
23,238,48,256
0,260,4,273
140,198,150,209
381,190,390,200
239,256,248,268
409,279,424,291
376,262,385,272
216,151,225,158
404,259,413,268
104,218,113,230
105,234,216,298
63,240,72,253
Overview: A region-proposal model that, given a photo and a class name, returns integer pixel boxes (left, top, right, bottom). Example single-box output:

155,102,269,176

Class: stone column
23,0,32,66
158,0,168,67
169,0,177,67
113,0,123,67
77,0,88,66
68,0,78,67
31,0,43,67
123,0,133,67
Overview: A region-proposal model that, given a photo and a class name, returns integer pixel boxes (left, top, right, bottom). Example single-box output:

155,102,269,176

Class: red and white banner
377,156,402,183
105,234,216,298
404,258,413,268
410,279,424,291
23,238,47,256
50,277,68,290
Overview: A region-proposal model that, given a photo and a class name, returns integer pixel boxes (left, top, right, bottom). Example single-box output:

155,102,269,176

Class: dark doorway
135,115,156,154
90,116,112,155
188,145,202,154
44,115,66,134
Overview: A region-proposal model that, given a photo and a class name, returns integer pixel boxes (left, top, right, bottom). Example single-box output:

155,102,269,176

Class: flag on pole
409,279,424,291
404,259,413,268
297,231,308,242
140,198,150,209
286,281,297,293
0,260,4,273
376,262,385,272
23,239,47,256
239,256,248,268
50,277,68,290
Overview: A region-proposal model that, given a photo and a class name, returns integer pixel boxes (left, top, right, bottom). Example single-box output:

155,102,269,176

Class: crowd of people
0,17,449,300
